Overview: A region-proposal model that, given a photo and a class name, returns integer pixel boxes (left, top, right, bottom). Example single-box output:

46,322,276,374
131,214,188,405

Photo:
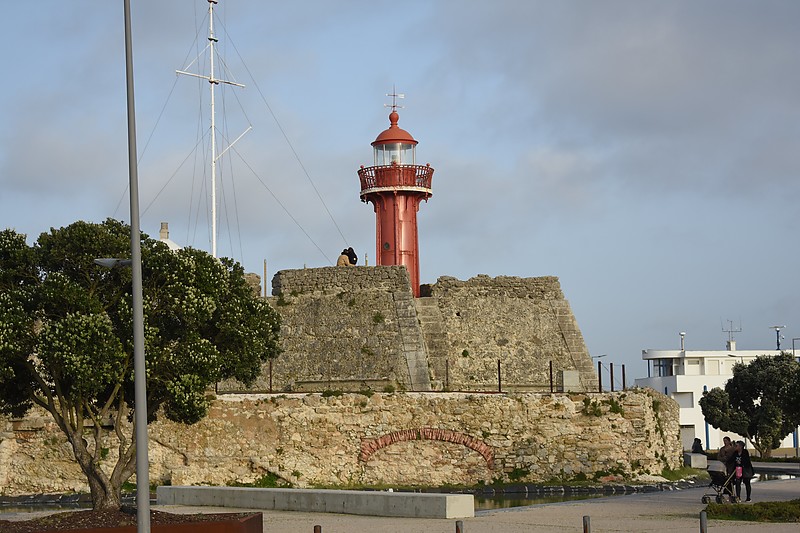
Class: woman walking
729,440,754,502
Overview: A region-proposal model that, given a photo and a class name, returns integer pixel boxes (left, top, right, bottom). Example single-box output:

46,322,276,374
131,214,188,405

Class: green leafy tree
0,219,280,510
699,353,800,458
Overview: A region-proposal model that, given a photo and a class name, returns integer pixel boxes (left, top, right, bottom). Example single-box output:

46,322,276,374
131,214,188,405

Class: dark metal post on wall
549,360,554,393
597,361,602,392
610,363,615,392
455,520,464,533
583,515,591,533
269,359,273,393
314,526,322,533
622,364,626,390
497,359,502,393
445,359,450,390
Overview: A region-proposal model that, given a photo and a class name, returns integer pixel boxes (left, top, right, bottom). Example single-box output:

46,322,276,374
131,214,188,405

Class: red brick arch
359,428,494,467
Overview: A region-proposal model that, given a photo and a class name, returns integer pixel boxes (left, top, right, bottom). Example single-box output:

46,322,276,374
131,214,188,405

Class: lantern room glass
374,143,415,166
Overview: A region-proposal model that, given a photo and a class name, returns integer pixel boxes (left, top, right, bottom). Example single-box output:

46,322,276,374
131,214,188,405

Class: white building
635,340,799,455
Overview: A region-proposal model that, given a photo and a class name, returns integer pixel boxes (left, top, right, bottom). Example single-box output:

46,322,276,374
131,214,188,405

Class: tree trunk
64,429,124,511
87,469,123,511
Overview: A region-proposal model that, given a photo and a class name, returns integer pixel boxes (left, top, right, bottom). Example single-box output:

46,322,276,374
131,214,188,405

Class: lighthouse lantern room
357,98,434,297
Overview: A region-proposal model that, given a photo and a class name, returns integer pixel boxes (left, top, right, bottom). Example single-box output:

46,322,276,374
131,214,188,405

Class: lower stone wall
0,389,680,495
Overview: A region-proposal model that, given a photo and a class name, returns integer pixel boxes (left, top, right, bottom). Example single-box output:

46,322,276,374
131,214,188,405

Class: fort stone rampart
220,267,597,393
0,390,680,495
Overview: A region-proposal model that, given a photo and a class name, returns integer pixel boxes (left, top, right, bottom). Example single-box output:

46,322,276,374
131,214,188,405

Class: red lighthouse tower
358,101,434,297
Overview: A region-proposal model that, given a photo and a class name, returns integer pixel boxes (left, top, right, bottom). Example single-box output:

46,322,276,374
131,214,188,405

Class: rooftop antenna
385,85,405,113
722,319,742,350
770,325,786,351
176,0,250,258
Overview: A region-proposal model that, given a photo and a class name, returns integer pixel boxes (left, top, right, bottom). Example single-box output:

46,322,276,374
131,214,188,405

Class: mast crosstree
176,0,250,258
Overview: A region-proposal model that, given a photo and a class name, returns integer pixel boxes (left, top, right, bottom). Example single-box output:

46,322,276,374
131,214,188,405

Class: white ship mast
176,0,250,258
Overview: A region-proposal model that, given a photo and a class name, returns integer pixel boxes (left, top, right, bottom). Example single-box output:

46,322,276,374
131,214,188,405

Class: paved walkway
154,477,800,532
2,475,798,531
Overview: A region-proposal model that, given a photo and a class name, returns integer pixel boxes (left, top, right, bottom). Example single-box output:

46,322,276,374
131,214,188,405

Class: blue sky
2,1,799,380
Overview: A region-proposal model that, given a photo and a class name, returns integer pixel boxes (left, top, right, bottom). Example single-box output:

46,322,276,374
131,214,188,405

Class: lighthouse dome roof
372,111,418,146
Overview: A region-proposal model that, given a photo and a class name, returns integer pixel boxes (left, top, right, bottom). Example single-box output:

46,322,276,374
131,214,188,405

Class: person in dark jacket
346,247,358,266
691,438,704,454
728,440,754,502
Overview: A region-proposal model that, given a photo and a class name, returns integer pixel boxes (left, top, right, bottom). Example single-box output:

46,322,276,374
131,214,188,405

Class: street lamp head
94,258,133,268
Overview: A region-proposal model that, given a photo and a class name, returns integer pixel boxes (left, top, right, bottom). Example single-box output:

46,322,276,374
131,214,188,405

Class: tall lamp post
770,325,786,351
122,1,149,531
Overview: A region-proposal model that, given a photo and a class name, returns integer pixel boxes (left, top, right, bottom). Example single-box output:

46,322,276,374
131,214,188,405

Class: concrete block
157,486,474,519
683,452,707,469
561,370,581,392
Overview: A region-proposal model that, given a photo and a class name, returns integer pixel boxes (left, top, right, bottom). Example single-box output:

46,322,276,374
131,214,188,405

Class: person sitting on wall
691,437,704,454
336,248,352,266
346,247,358,266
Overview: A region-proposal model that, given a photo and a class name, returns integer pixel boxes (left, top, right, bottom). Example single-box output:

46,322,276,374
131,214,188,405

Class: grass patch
581,397,602,416
706,499,800,522
507,467,530,482
229,472,291,488
604,397,624,415
321,389,343,398
660,466,707,481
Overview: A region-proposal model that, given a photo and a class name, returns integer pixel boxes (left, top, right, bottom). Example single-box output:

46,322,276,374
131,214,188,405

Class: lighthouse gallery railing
358,164,434,194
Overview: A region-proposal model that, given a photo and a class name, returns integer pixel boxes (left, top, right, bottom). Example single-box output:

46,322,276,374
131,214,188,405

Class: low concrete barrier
157,486,474,519
684,453,707,469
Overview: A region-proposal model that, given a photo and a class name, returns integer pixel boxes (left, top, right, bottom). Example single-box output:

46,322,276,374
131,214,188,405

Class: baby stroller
702,468,736,504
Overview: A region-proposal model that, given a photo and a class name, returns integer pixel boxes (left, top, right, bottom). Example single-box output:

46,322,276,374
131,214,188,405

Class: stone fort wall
219,267,597,393
426,275,596,391
0,390,680,495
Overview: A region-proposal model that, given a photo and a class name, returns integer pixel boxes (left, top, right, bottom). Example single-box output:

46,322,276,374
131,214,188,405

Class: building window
673,391,694,408
654,358,674,377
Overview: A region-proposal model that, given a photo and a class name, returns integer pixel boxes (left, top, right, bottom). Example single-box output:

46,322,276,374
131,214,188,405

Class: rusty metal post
610,363,615,392
455,520,464,533
597,361,602,392
700,510,707,533
313,526,322,533
269,358,273,393
583,515,591,532
446,359,450,390
622,364,626,390
549,360,554,393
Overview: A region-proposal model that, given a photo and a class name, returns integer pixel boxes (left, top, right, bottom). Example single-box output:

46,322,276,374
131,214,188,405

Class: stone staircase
414,297,450,389
549,299,597,391
392,292,431,391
